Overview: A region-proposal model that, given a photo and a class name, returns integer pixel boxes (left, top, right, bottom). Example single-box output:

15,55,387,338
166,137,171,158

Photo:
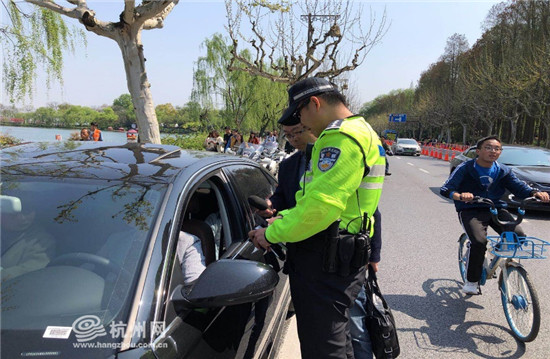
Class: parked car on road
391,138,421,156
449,145,550,211
1,142,291,359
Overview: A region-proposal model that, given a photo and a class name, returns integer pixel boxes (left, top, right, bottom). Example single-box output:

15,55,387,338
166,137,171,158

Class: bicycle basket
488,233,549,259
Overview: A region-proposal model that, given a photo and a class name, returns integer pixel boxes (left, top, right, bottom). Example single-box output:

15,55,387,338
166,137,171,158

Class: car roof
1,142,247,183
466,144,550,151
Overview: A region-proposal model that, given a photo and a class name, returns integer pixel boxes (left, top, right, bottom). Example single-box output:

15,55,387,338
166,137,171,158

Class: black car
449,145,550,211
1,142,291,359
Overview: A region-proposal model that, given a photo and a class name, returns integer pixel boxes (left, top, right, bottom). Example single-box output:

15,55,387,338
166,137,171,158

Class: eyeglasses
482,146,503,152
292,98,311,121
284,128,307,140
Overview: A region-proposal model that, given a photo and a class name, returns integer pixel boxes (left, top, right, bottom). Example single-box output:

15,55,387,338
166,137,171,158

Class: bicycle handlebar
471,196,541,227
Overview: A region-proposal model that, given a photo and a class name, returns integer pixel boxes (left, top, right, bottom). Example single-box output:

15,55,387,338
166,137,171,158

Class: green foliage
1,1,86,103
112,94,136,128
31,106,59,127
161,132,207,150
156,103,178,126
360,89,415,119
0,133,21,148
362,1,550,147
192,34,287,132
60,105,98,127
97,107,118,128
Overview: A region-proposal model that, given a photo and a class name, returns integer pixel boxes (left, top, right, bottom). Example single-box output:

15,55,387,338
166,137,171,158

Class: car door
151,164,289,359
221,163,291,359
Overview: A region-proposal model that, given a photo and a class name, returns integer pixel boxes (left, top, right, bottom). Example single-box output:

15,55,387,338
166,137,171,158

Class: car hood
509,165,550,186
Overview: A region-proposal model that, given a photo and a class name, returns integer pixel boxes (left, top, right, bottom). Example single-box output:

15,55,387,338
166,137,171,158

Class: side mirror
170,259,279,312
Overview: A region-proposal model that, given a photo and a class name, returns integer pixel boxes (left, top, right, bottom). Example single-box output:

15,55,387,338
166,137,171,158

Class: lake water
0,126,177,143
1,125,128,143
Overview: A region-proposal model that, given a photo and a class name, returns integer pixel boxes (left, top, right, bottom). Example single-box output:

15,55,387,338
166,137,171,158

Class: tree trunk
544,122,550,148
462,123,467,144
509,118,517,144
116,30,161,144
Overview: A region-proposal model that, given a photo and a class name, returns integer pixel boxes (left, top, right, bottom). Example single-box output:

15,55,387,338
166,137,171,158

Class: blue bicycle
457,197,549,342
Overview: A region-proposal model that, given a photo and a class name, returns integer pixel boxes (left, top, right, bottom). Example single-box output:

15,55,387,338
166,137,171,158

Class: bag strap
367,265,390,310
366,265,398,358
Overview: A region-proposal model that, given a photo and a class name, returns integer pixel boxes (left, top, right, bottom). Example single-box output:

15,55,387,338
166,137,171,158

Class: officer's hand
257,199,276,218
369,262,379,272
248,228,271,251
267,216,282,225
534,191,550,202
461,192,474,202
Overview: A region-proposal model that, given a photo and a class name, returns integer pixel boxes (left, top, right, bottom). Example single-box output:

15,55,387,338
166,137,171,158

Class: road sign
389,114,407,123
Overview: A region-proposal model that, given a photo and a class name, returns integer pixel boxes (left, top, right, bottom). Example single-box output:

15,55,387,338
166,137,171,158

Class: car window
180,178,235,262
498,148,550,166
465,147,477,159
224,164,276,233
397,139,418,145
1,178,166,333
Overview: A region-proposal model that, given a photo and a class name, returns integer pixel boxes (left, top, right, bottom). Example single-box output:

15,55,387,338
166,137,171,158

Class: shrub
162,132,207,150
0,133,21,148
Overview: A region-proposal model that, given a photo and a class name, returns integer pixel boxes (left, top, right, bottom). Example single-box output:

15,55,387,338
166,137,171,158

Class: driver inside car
1,197,55,282
176,231,207,286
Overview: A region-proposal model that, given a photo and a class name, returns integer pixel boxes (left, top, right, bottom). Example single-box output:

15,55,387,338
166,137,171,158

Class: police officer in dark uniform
249,77,385,359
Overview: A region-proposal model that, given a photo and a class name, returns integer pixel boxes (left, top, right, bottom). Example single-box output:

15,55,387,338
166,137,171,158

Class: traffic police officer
249,77,385,358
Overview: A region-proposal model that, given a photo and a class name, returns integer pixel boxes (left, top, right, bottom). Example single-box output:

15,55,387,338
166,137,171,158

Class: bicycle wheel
499,264,541,342
458,233,469,282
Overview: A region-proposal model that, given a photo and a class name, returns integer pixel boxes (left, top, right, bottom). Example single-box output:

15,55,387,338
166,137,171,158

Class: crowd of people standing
204,126,280,153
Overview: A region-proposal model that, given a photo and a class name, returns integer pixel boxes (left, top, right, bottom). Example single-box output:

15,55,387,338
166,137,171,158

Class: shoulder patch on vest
318,147,341,172
326,119,343,130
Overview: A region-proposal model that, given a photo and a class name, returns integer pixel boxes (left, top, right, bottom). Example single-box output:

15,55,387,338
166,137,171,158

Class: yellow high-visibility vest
266,116,385,243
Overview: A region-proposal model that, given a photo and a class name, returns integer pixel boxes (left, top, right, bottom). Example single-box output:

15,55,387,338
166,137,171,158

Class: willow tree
1,1,85,103
225,0,388,88
15,0,181,143
192,34,287,132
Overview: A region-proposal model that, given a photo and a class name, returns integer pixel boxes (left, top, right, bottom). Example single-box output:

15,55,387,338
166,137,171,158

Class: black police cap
278,77,339,126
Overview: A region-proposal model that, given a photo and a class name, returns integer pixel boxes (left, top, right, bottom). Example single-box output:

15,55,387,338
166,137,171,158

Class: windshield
499,148,550,166
398,139,418,145
1,178,166,353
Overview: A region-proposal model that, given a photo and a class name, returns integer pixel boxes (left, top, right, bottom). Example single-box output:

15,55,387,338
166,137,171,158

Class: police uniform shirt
266,116,384,244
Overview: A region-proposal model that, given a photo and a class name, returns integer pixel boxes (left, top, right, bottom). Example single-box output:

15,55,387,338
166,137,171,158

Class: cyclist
440,135,549,294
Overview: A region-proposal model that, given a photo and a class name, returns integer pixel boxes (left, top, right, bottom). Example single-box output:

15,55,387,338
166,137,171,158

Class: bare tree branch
225,0,388,85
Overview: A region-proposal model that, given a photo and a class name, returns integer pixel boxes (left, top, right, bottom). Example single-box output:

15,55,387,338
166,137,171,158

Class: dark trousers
287,246,365,359
459,208,525,282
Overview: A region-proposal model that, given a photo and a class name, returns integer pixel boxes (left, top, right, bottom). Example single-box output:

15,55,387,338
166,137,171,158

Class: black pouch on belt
351,232,371,269
337,233,356,277
351,212,372,269
322,220,341,273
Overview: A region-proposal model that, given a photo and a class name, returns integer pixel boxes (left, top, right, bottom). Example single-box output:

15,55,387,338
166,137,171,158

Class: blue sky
7,0,499,109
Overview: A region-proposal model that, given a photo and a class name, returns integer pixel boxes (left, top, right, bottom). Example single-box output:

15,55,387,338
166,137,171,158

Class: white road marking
419,168,430,174
407,162,414,166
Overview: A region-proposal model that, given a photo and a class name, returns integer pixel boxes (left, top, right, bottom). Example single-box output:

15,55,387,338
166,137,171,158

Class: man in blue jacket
441,135,549,294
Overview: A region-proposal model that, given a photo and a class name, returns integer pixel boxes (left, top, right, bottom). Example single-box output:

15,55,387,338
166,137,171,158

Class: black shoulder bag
364,265,400,358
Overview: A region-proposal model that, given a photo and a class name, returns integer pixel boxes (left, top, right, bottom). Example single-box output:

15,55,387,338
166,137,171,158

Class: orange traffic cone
444,149,449,161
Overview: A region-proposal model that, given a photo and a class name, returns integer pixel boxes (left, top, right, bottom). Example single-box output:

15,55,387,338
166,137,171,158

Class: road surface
277,154,550,358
